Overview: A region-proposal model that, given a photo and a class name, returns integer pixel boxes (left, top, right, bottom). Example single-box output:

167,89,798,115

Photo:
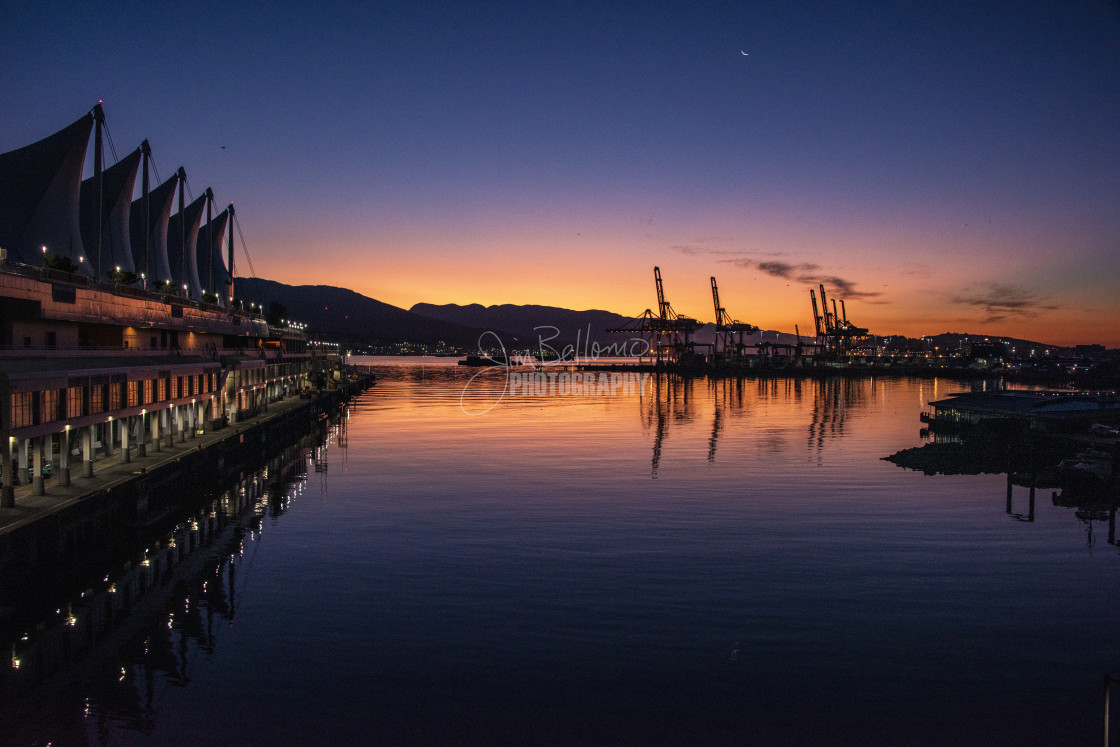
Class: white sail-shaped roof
167,193,206,299
197,207,231,304
81,146,141,277
0,113,93,271
130,172,179,287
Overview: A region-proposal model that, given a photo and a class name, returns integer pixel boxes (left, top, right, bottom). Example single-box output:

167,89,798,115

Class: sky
2,1,1119,346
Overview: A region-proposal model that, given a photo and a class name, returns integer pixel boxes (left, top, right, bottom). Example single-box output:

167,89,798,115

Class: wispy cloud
713,255,881,300
951,283,1061,324
672,244,883,300
670,238,739,257
756,260,818,279
818,276,878,299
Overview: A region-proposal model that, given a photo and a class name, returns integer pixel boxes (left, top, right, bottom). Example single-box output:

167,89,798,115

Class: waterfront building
0,105,316,505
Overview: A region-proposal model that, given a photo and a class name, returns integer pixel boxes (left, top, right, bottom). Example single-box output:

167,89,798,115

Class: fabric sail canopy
197,207,231,304
0,113,93,270
80,146,141,278
130,173,179,288
166,193,206,299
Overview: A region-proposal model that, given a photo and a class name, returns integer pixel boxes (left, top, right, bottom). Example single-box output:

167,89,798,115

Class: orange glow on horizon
259,242,1118,349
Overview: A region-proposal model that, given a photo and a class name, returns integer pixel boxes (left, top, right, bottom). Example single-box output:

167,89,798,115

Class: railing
0,344,166,354
0,344,309,361
1,261,310,350
1,260,266,321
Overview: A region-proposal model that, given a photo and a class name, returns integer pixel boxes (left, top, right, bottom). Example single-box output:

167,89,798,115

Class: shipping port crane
808,283,868,354
608,267,703,364
710,276,758,363
831,294,867,339
809,288,825,337
656,265,671,320
818,284,836,333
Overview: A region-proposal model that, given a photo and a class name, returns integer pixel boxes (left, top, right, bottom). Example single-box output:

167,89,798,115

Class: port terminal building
0,106,321,505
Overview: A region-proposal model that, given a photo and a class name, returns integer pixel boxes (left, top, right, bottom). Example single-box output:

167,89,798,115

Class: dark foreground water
3,359,1119,745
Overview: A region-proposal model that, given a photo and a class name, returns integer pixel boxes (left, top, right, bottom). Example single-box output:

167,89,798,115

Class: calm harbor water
4,357,1119,745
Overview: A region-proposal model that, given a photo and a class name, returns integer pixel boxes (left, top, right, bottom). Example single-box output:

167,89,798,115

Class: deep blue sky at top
1,1,1118,343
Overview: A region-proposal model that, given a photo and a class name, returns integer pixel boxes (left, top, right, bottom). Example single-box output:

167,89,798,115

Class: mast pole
176,167,186,296
140,140,150,288
92,103,104,280
228,203,235,304
205,188,213,297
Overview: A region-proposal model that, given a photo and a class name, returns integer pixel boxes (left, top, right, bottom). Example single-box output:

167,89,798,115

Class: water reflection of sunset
11,362,1119,744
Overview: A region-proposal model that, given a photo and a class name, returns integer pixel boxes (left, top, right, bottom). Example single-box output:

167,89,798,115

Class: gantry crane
710,276,758,364
655,266,671,320
809,288,824,337
808,283,868,354
818,283,836,333
609,267,703,364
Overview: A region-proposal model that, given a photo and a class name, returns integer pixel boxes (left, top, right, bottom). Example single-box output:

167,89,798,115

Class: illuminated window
67,386,84,418
40,389,60,424
9,392,32,429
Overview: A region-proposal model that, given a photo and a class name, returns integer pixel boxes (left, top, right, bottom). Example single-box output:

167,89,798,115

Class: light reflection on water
4,360,1119,745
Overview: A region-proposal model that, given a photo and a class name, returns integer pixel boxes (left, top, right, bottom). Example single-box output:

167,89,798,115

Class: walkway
0,392,316,537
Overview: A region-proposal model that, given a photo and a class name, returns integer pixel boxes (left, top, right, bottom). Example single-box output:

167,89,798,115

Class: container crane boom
818,284,834,332
654,266,669,320
711,276,723,329
809,289,823,337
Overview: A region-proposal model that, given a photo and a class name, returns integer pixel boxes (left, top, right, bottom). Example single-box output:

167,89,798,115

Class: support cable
102,118,119,163
233,214,257,278
150,153,162,186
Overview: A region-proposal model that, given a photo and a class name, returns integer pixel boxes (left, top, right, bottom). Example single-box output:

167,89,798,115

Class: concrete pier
0,379,372,578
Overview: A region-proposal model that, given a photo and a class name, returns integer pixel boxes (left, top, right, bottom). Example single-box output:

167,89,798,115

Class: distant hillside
234,278,489,347
230,280,832,352
928,332,1071,355
410,302,816,352
410,303,635,349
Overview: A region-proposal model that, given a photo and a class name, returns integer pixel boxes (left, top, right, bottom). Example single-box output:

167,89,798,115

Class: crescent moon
740,50,749,55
